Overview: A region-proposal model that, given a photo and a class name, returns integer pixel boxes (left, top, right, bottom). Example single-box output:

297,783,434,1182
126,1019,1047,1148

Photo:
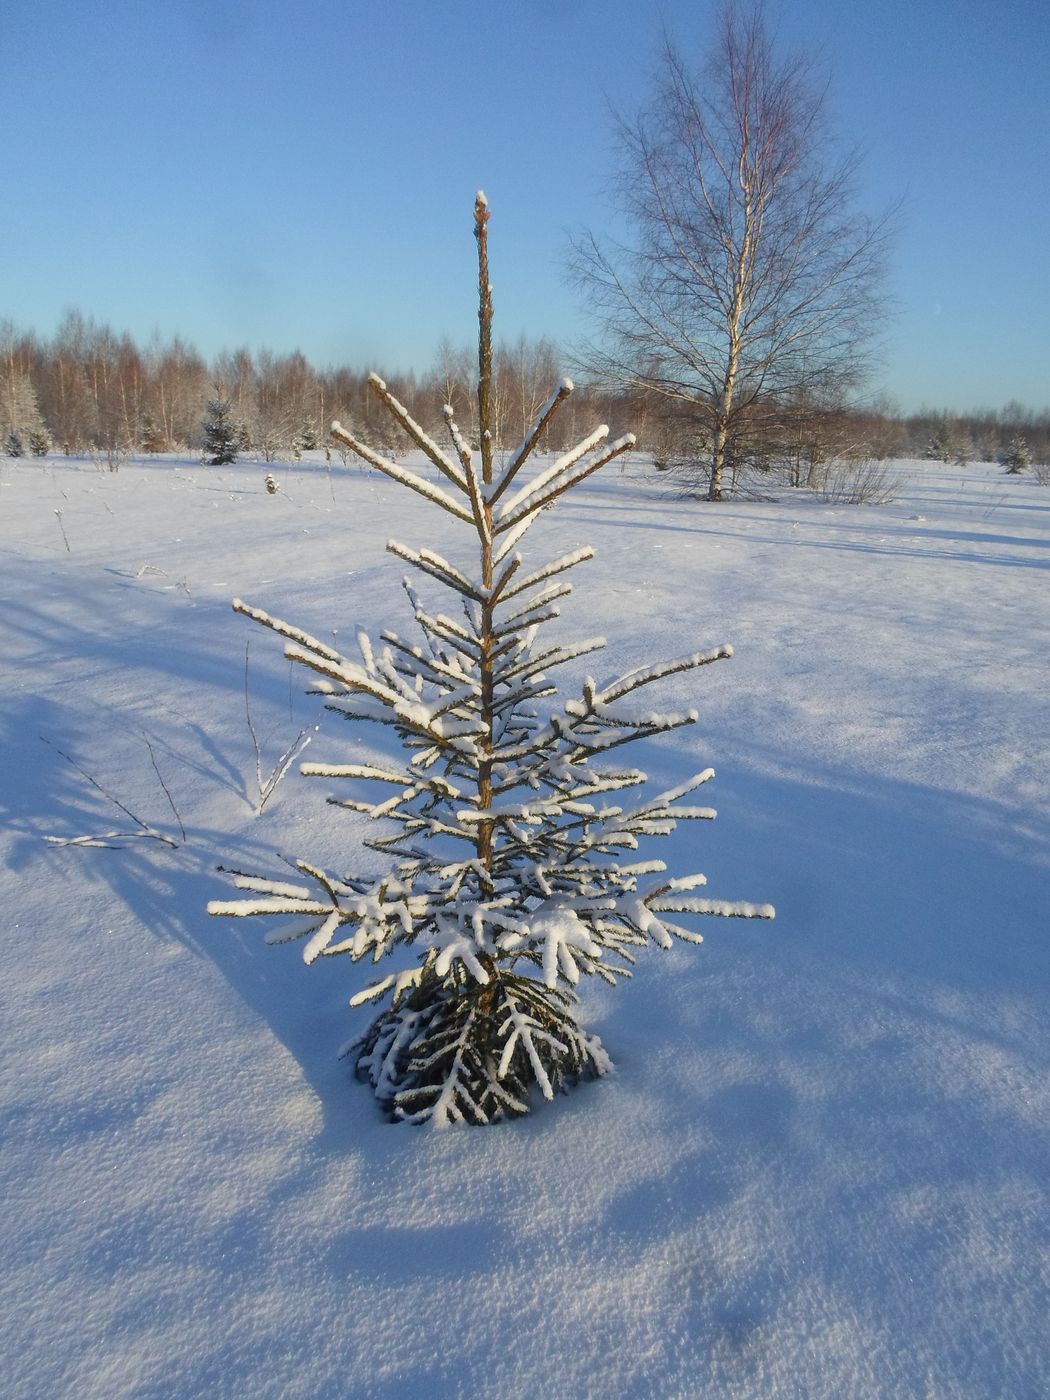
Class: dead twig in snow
40,736,183,849
142,732,187,844
244,642,312,813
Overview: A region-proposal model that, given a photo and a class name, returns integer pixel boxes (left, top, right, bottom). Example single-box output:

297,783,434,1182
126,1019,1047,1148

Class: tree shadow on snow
562,498,1050,571
574,755,1050,1392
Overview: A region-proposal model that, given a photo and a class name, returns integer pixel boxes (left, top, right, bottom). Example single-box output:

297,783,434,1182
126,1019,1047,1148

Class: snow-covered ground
2,449,1048,1398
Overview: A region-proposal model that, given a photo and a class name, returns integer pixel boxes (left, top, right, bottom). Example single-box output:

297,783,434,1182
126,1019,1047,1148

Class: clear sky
2,0,1047,412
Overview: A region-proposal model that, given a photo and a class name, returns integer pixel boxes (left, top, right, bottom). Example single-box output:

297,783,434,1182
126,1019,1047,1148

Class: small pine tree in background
952,441,974,467
999,436,1032,474
924,429,954,463
141,414,166,454
209,195,774,1127
202,398,238,465
1,366,47,456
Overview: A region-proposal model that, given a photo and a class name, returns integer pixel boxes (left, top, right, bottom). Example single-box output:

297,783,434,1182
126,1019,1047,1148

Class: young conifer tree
999,436,1032,474
209,195,773,1127
202,398,238,464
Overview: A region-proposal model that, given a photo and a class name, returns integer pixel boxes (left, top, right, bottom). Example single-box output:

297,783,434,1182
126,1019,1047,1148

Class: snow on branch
497,546,594,605
495,434,637,534
330,421,474,523
598,647,733,704
299,761,461,796
487,378,575,507
442,404,474,473
232,598,346,664
492,581,573,634
386,539,485,602
649,896,776,920
440,405,489,540
493,515,536,567
366,373,469,493
208,896,332,920
496,636,608,688
380,630,479,692
610,770,716,825
412,608,483,661
495,424,609,522
488,551,523,601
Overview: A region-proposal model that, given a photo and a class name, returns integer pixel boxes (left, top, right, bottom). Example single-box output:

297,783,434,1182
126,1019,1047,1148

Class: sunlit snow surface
2,452,1048,1398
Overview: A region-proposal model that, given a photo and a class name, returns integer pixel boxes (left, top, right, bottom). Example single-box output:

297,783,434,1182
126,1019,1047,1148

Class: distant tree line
896,404,1048,469
1,311,1046,473
0,313,631,462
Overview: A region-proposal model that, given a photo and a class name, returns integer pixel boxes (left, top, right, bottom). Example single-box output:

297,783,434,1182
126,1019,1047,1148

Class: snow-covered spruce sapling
208,195,774,1126
999,436,1031,474
202,398,238,465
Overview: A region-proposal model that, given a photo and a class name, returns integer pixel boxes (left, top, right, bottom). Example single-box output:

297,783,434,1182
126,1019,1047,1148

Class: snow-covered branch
366,373,469,492
495,434,637,533
330,421,474,523
386,539,485,602
487,378,575,507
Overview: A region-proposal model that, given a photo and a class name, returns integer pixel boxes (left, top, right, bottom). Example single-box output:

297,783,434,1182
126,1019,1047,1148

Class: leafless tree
0,324,48,451
570,2,893,500
497,334,562,448
148,334,209,449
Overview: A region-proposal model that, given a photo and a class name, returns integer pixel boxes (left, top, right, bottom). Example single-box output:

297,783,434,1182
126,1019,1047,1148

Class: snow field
1,451,1048,1397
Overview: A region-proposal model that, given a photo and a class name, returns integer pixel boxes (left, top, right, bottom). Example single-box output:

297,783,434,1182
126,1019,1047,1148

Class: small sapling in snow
209,196,773,1126
242,642,313,813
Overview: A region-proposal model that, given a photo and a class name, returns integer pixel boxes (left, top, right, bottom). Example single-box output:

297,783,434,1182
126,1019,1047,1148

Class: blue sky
2,0,1047,412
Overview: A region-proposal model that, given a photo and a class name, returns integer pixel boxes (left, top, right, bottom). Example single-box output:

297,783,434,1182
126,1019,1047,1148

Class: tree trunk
710,419,728,501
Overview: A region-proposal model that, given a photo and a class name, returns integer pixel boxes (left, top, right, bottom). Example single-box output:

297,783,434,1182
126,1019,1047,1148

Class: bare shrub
90,444,129,472
812,456,903,504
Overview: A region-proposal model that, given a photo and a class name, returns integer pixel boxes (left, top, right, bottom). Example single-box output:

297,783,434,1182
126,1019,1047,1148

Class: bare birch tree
570,3,892,500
